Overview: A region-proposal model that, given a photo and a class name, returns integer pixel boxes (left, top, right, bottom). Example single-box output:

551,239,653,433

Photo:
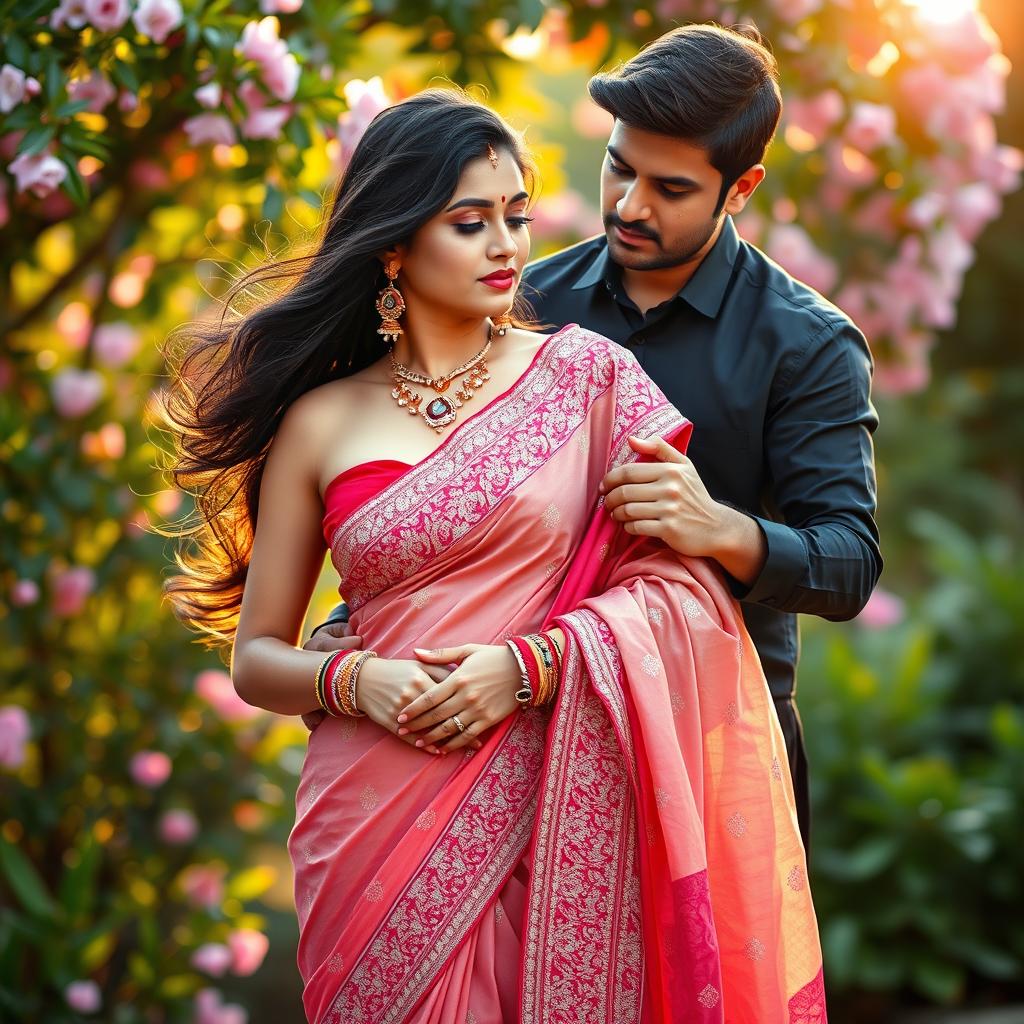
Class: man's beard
604,212,719,271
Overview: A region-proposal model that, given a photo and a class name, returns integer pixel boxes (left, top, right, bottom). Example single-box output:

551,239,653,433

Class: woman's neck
391,310,492,380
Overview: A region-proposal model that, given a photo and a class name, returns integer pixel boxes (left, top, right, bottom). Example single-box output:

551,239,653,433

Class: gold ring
451,715,466,733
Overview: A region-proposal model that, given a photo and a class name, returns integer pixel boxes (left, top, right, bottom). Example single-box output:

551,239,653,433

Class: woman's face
395,148,531,325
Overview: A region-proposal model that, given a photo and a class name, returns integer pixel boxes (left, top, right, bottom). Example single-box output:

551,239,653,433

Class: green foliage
801,504,1024,1011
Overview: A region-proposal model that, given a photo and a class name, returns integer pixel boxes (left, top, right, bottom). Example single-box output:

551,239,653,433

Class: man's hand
299,630,362,731
600,435,767,586
303,621,358,654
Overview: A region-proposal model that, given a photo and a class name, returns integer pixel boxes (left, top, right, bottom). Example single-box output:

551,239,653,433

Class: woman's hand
396,644,522,753
356,657,482,755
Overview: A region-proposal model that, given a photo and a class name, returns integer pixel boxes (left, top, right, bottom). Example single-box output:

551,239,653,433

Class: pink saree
290,324,826,1024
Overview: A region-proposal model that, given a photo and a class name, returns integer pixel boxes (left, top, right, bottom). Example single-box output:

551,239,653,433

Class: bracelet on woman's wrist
313,649,375,717
506,631,562,707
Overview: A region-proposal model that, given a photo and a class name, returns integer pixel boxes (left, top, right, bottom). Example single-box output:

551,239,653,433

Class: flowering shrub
0,0,1019,1019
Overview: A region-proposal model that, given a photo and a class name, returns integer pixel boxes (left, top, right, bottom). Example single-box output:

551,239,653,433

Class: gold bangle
346,651,377,717
336,653,362,717
314,654,334,712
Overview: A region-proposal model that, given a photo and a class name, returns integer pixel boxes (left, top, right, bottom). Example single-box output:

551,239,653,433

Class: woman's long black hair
160,88,534,646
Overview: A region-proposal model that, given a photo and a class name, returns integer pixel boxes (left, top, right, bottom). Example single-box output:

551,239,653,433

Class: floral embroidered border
329,326,678,610
521,627,644,1024
322,711,547,1024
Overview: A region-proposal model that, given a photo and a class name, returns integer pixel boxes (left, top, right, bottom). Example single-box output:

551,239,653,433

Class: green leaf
4,34,30,70
58,837,101,920
286,114,312,151
44,50,61,107
911,956,963,1004
262,184,284,221
59,158,89,208
0,839,57,922
61,135,112,161
111,60,140,94
55,98,92,118
17,124,56,158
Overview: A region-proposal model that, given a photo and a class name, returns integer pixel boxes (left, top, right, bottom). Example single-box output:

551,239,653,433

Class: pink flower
84,0,130,32
857,587,905,628
180,864,226,909
918,10,998,74
191,943,233,977
260,0,303,11
767,0,823,24
239,20,301,103
784,89,843,146
973,144,1023,195
51,368,104,418
64,980,101,1014
227,929,269,975
195,669,262,722
132,0,183,44
118,90,138,113
130,160,171,190
8,152,68,198
159,808,199,845
194,988,247,1024
51,0,89,29
0,65,28,114
68,72,117,113
130,750,172,788
241,104,291,140
530,189,602,241
51,566,96,617
10,579,40,607
904,192,947,230
844,102,896,153
765,224,838,296
194,82,223,109
262,52,299,102
948,182,1000,242
0,706,30,770
338,77,391,168
239,17,287,66
184,113,235,147
93,322,140,368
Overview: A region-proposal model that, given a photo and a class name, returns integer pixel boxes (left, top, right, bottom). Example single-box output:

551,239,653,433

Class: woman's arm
231,390,461,750
230,391,341,715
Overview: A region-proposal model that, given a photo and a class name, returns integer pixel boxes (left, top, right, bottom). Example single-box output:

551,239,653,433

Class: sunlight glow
902,0,978,25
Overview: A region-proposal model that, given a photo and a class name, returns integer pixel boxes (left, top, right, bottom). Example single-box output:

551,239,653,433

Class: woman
164,90,825,1023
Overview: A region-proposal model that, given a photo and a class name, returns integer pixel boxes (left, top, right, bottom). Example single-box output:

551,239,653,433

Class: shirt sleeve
729,317,882,621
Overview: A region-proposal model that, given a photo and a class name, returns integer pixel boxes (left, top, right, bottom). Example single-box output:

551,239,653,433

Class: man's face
600,120,724,272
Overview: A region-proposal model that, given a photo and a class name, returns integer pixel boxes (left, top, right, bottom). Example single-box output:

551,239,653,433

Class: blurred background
1,0,1021,1021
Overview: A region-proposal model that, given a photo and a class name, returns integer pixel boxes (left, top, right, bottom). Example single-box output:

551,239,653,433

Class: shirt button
632,333,646,346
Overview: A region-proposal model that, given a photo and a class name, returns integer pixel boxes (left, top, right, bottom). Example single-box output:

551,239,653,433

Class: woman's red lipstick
480,269,516,290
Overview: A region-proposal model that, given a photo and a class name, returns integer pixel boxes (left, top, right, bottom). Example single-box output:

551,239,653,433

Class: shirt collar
570,215,741,320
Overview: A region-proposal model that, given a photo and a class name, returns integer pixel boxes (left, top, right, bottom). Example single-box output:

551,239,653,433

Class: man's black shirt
521,216,882,700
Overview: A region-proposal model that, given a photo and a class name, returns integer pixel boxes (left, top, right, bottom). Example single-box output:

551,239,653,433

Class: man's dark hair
588,24,782,207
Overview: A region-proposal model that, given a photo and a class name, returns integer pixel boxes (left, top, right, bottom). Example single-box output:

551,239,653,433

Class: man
309,23,881,852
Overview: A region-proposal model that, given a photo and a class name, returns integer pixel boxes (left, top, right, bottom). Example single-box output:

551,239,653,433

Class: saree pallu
290,324,826,1024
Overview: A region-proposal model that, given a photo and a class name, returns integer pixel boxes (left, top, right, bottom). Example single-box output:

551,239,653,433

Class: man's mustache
604,212,660,246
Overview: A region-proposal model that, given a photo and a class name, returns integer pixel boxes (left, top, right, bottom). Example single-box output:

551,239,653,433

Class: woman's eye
608,161,628,177
508,216,534,229
454,222,486,234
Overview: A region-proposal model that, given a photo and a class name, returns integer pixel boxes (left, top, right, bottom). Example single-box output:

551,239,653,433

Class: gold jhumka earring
376,260,406,344
490,311,512,336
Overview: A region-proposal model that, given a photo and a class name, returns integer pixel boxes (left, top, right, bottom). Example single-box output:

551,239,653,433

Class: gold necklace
390,335,493,434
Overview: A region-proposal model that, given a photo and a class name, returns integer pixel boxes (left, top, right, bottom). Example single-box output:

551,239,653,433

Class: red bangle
323,650,355,717
508,635,542,696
